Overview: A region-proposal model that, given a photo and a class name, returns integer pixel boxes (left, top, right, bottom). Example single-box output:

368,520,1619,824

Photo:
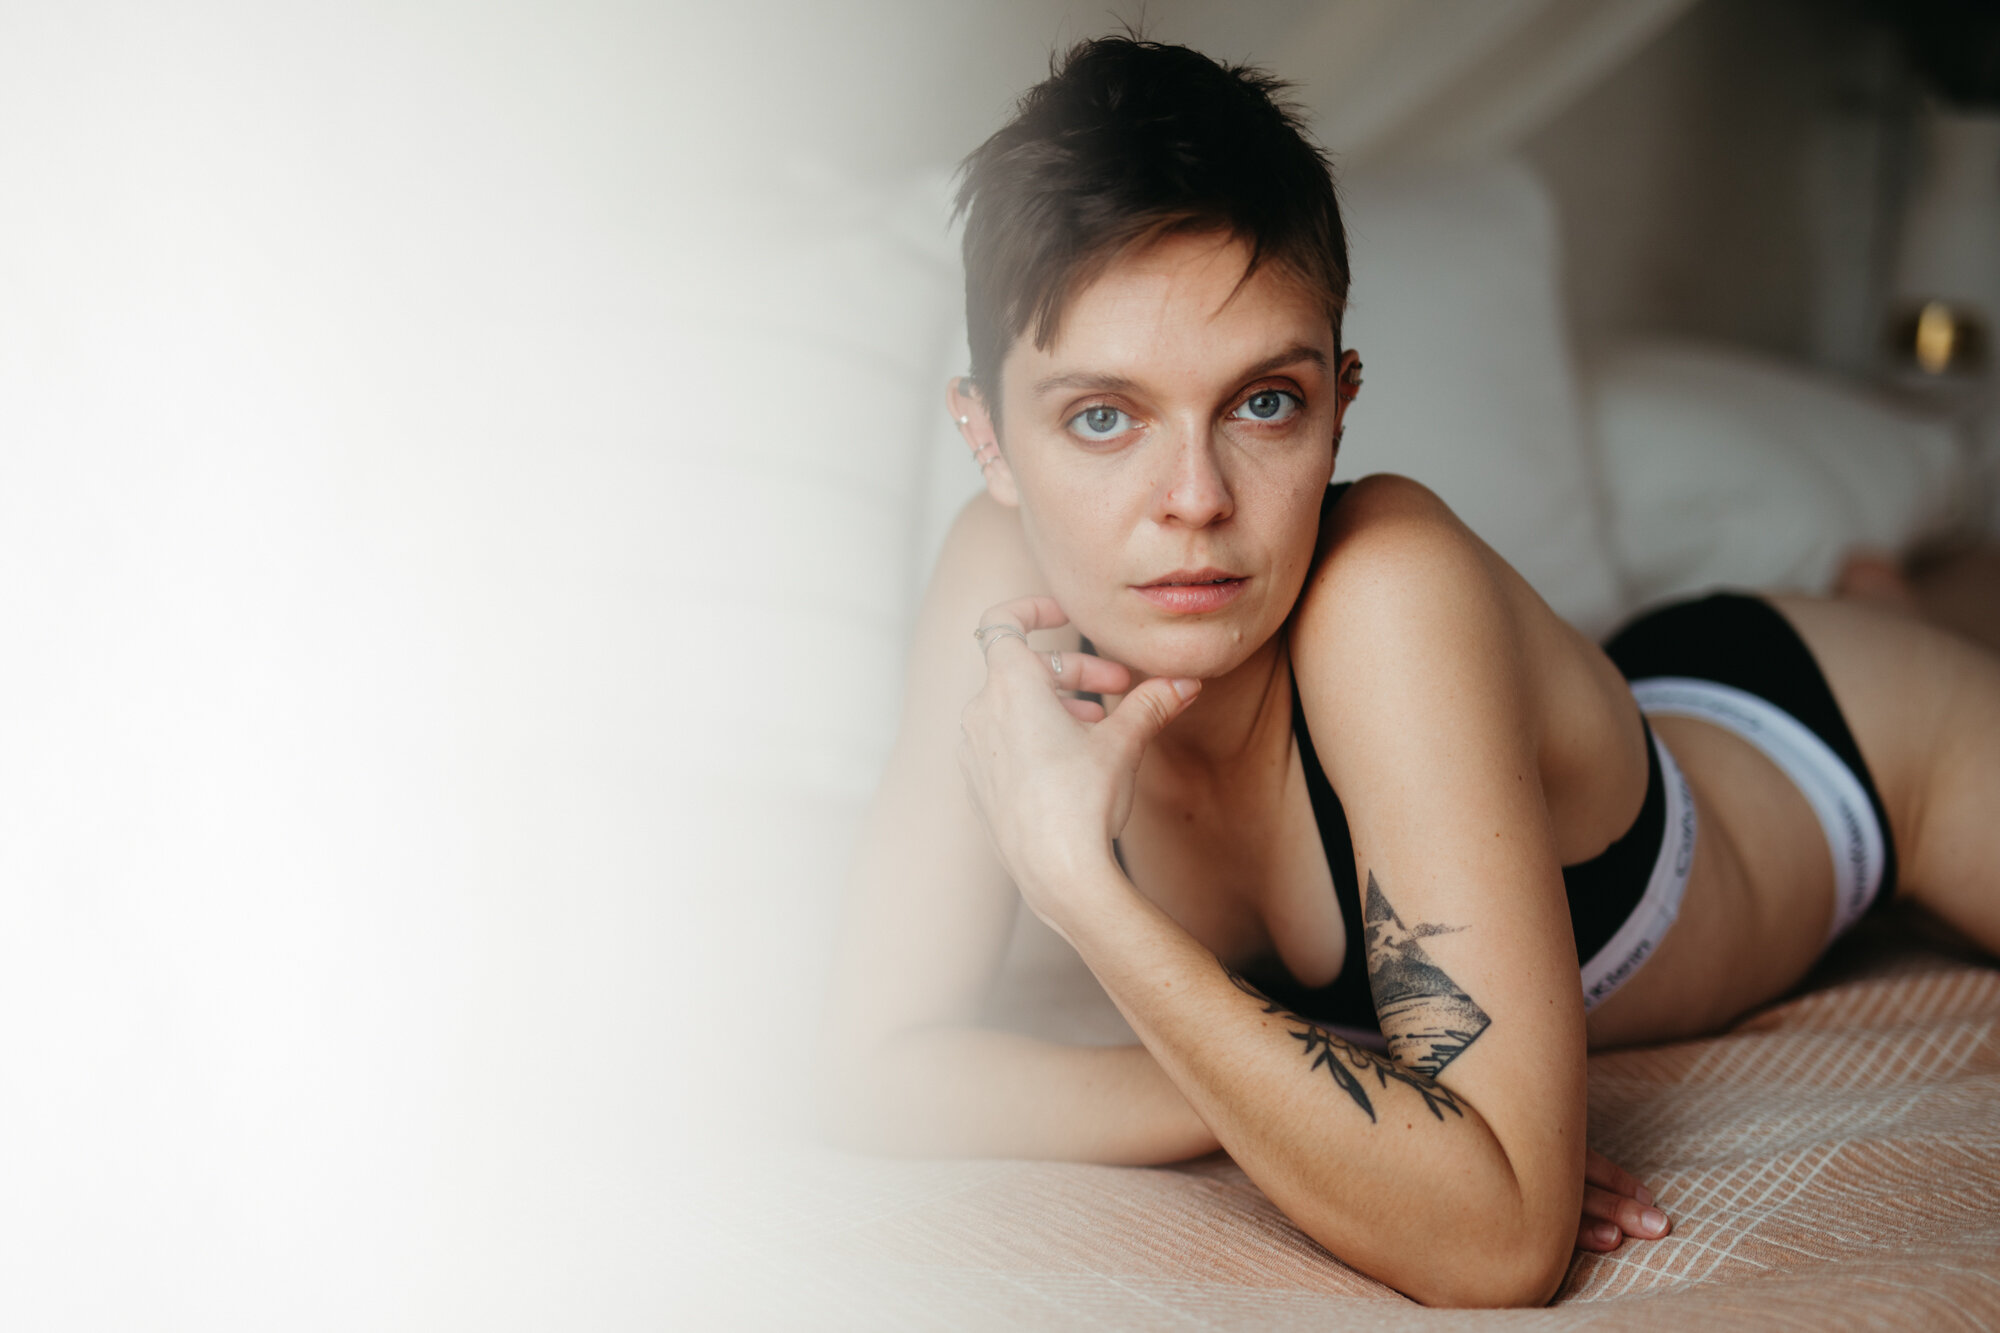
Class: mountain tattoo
1363,872,1491,1079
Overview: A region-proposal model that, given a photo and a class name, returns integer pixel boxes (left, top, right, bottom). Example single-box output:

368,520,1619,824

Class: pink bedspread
697,908,2000,1328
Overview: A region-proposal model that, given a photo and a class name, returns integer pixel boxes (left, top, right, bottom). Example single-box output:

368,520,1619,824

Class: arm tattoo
1225,969,1464,1124
1363,871,1491,1079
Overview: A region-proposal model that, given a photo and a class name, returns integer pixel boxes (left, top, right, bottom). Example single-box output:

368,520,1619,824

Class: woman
819,38,2000,1307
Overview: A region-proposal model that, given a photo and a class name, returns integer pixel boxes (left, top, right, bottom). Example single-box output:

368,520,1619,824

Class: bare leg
1774,595,2000,956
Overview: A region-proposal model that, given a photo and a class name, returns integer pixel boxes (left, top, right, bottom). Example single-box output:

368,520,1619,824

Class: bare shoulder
898,492,1069,733
943,489,1029,558
1294,473,1526,673
824,504,1046,1056
922,493,1049,623
1294,475,1644,858
1287,473,1599,765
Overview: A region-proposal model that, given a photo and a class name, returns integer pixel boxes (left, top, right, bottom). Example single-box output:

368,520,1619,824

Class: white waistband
1580,727,1696,1011
1629,677,1885,943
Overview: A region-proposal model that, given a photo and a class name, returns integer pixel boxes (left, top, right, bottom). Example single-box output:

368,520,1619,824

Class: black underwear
1605,592,1899,938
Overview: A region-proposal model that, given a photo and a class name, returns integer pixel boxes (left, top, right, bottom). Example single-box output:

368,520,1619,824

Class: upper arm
821,493,1063,1055
1293,476,1586,1221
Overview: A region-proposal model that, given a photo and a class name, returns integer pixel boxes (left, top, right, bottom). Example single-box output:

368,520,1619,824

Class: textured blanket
695,907,2000,1328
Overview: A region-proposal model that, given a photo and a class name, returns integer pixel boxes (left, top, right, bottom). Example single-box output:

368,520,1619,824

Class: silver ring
972,624,1028,658
1050,650,1064,678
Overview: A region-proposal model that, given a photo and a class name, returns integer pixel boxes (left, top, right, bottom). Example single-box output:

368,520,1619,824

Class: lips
1132,567,1247,614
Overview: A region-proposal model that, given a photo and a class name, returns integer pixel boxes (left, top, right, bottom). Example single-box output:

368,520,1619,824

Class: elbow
1399,1222,1571,1309
1473,1242,1570,1310
1303,1192,1568,1309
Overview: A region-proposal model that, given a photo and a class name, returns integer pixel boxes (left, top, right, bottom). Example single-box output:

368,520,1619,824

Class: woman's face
973,231,1344,681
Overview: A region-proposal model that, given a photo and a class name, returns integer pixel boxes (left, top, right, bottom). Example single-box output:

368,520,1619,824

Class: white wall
1523,0,1908,368
0,4,838,1328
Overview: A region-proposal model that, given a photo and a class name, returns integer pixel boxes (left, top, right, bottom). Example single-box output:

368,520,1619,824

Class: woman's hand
955,596,1200,935
1575,1148,1671,1252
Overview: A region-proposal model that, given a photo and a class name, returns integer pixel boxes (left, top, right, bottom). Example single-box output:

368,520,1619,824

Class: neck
1145,630,1294,771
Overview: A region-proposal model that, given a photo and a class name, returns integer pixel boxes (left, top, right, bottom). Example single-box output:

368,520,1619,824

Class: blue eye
1068,404,1133,440
1233,390,1301,423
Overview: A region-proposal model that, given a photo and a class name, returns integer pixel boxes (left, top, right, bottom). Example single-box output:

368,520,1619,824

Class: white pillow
1339,161,1626,636
682,167,964,805
1587,340,1965,608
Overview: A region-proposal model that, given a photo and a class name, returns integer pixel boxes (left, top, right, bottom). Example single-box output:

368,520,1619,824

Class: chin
1091,618,1272,682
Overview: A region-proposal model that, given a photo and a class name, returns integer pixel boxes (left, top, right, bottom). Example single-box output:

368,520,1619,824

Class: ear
947,376,1019,507
1329,348,1363,468
1331,350,1363,433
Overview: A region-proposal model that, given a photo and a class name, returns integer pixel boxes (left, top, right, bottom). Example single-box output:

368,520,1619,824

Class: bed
683,906,2000,1326
677,156,1997,1327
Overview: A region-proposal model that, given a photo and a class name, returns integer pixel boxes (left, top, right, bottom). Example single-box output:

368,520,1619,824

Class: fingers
1046,650,1132,697
1581,1185,1671,1242
1060,697,1107,722
979,635,1129,703
1583,1147,1655,1207
977,595,1070,638
973,598,1134,697
1098,676,1201,758
1574,1149,1670,1253
1575,1217,1622,1253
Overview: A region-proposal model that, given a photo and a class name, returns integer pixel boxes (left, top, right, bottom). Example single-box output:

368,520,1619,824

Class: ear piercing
1334,359,1362,447
968,432,1001,470
1336,359,1364,404
957,415,970,425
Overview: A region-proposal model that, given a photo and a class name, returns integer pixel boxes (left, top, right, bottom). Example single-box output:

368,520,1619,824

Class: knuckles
1121,686,1173,738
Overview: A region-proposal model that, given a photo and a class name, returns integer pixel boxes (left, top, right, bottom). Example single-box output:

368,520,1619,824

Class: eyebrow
1030,343,1329,398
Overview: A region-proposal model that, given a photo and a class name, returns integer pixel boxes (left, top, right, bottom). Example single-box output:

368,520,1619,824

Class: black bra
1240,483,1667,1028
1248,674,1665,1029
1101,484,1668,1030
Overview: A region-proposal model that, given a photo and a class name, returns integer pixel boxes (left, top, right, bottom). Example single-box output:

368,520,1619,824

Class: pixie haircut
954,37,1349,425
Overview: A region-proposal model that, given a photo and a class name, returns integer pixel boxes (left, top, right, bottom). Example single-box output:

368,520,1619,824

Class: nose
1153,427,1234,529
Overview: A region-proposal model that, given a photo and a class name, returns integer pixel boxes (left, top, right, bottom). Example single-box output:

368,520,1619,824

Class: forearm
819,1024,1219,1165
1063,873,1578,1306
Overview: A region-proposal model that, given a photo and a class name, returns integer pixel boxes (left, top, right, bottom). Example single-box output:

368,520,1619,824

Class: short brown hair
954,37,1349,425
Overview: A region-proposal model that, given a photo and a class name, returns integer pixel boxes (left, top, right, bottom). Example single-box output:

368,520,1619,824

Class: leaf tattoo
1363,872,1491,1079
1226,969,1464,1123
